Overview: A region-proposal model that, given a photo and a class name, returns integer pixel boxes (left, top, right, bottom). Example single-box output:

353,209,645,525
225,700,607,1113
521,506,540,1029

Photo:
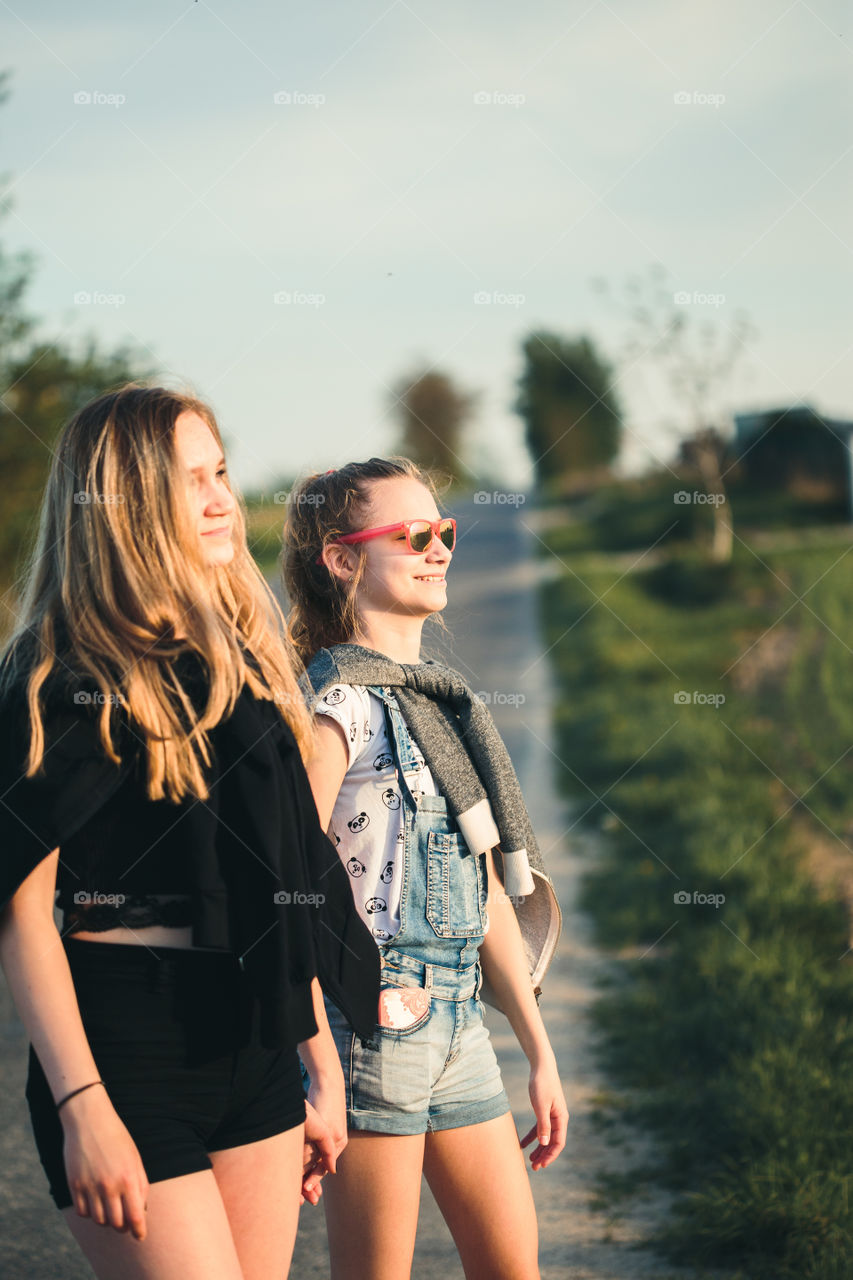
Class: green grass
539,496,853,1278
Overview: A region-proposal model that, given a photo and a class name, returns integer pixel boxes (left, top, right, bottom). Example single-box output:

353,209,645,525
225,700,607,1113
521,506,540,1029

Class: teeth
417,576,444,582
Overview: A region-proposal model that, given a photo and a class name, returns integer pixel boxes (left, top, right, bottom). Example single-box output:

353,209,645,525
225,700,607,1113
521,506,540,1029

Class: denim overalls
309,684,511,1134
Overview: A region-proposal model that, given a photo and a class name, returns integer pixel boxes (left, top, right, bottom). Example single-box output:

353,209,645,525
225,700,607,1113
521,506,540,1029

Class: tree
591,264,756,564
0,71,149,609
388,366,479,484
513,331,622,491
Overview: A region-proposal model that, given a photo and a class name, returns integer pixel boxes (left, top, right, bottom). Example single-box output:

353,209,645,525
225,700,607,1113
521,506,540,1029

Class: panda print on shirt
315,683,439,941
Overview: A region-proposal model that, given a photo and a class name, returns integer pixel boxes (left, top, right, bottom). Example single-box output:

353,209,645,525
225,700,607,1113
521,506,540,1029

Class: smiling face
173,411,236,568
333,476,453,622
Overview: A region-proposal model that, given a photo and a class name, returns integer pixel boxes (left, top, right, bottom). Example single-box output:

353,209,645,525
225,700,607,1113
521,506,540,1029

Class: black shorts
26,937,306,1211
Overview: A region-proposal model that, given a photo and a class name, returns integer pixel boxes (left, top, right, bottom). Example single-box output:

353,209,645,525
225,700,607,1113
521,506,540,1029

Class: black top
0,651,380,1048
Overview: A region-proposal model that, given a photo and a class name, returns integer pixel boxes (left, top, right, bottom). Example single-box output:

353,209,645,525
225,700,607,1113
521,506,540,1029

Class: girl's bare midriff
67,895,225,951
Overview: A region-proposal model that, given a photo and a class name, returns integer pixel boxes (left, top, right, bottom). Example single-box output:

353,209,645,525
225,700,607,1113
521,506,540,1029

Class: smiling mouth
415,575,446,583
202,527,231,537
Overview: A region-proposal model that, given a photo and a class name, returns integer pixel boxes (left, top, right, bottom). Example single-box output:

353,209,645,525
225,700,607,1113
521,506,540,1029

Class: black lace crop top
0,652,380,1048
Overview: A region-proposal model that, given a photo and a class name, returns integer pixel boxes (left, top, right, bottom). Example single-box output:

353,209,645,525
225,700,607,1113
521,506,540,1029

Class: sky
1,0,851,492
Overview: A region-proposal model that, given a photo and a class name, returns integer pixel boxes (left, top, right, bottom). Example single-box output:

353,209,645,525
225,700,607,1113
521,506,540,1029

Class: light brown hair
282,456,450,666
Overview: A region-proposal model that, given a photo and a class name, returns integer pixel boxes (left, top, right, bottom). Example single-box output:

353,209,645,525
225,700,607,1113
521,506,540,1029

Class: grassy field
538,479,853,1278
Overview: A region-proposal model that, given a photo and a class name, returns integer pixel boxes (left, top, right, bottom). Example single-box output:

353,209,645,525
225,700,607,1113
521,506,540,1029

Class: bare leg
62,1169,244,1280
423,1112,540,1280
321,1131,426,1280
60,1126,304,1280
210,1124,304,1280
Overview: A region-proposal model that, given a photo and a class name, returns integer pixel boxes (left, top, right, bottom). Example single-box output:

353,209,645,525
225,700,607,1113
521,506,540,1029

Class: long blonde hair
0,383,315,802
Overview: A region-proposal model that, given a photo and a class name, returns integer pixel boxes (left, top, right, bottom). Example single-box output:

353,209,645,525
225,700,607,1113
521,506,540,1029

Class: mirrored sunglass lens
407,521,431,552
439,519,455,550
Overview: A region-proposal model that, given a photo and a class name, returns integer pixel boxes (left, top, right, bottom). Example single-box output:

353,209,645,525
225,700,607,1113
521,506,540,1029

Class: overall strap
364,685,422,813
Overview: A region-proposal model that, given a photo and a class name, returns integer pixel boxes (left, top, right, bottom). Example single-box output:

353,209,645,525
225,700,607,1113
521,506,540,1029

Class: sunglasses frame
316,517,456,564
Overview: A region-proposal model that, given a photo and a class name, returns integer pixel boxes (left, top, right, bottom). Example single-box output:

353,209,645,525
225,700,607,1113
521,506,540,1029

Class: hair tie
324,468,336,475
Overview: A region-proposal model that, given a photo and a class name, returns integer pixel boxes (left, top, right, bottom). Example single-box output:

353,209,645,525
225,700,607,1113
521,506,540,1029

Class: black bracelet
55,1079,106,1112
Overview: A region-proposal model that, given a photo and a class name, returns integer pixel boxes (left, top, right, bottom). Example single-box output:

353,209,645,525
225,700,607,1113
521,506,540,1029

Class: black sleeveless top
0,652,380,1049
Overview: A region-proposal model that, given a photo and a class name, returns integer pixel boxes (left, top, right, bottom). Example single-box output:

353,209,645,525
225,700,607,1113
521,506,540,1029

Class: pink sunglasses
316,517,456,565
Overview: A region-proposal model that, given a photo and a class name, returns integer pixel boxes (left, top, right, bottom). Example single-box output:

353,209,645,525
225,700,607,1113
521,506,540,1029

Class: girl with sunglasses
0,386,379,1280
283,458,567,1280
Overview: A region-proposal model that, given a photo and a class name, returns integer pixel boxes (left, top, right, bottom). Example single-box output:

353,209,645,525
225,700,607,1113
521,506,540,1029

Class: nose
425,531,450,559
205,479,234,515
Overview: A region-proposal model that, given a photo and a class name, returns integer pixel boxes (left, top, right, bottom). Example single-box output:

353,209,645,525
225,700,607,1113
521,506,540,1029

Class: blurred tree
0,71,149,611
513,330,622,492
592,264,756,564
388,366,479,484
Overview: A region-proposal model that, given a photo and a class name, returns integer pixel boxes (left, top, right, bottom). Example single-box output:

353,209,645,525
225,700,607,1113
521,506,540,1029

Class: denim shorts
26,938,306,1210
322,950,510,1135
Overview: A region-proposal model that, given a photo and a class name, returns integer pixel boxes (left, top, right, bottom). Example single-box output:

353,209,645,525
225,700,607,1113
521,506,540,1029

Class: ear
321,543,358,583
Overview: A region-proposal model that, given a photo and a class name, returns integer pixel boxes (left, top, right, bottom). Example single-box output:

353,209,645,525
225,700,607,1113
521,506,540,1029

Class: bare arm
480,846,569,1168
296,714,356,1188
0,851,149,1238
298,711,351,1086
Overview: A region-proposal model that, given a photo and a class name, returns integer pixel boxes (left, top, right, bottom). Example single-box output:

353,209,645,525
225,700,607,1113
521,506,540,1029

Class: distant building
733,405,853,517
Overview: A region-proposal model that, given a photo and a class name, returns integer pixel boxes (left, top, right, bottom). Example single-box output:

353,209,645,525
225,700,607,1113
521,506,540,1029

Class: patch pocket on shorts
375,983,432,1036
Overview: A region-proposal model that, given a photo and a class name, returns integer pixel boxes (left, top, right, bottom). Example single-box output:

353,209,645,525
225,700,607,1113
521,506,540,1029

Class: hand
60,1085,149,1240
519,1058,569,1171
307,1067,347,1158
295,1080,345,1208
299,1094,346,1206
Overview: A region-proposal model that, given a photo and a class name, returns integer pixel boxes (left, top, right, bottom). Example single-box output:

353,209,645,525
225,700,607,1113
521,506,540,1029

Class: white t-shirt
314,683,438,941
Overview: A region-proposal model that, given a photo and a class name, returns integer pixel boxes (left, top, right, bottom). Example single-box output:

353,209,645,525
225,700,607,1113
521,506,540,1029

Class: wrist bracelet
55,1079,105,1112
